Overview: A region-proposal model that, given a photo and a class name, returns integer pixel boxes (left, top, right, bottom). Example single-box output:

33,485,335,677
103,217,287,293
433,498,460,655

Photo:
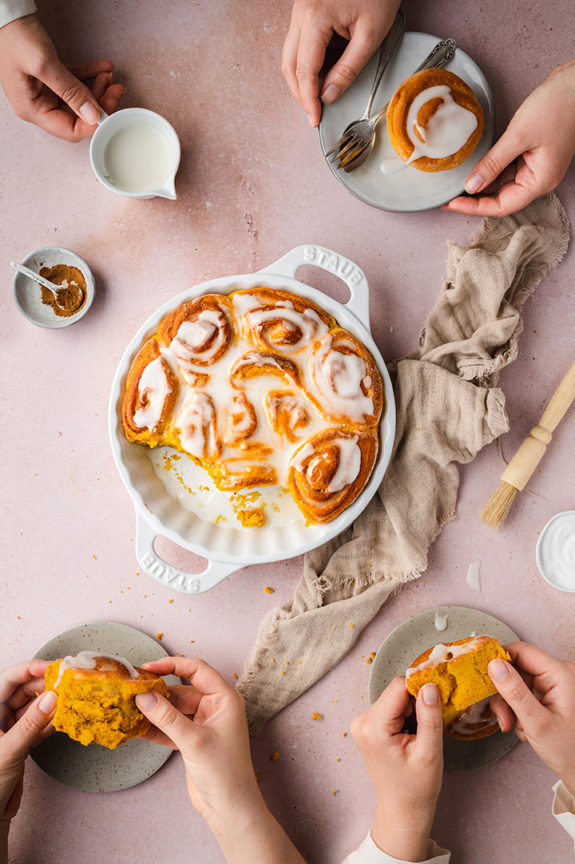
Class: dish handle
135,513,241,594
259,244,371,332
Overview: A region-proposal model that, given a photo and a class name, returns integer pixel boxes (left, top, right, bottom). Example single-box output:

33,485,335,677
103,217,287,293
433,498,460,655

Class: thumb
136,691,196,752
3,690,57,760
39,60,102,125
488,659,547,732
414,683,444,755
464,127,524,194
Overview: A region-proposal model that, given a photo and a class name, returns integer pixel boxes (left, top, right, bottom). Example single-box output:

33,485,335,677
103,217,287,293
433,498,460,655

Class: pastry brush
481,361,575,528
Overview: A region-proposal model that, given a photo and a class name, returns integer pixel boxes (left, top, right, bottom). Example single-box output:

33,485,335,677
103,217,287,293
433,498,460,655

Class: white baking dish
109,245,396,593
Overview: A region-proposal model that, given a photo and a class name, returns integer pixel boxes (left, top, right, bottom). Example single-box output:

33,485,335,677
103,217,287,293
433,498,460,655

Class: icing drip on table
405,84,478,164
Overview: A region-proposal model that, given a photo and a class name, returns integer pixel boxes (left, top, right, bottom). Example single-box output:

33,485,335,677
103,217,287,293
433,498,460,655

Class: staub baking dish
109,245,396,593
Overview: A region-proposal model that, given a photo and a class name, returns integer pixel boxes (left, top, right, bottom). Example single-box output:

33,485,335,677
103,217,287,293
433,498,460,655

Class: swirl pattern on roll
288,429,379,523
122,287,384,524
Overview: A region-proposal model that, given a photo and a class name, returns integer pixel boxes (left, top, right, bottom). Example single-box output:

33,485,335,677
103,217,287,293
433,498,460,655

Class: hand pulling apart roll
121,287,385,524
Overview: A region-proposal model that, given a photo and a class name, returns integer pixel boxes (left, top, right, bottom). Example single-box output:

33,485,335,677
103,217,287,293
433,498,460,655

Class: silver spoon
11,261,85,311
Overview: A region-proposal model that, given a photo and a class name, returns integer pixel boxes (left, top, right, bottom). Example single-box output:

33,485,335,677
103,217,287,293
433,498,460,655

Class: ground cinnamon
39,264,86,317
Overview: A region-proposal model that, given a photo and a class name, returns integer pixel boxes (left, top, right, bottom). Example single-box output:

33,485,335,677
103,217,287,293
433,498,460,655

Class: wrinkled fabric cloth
238,193,570,733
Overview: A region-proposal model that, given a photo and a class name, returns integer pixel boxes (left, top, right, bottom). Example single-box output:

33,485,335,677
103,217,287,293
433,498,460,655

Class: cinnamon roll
406,635,510,740
309,328,383,427
122,339,180,446
234,287,334,353
44,651,170,749
122,286,385,524
387,68,484,172
287,429,378,523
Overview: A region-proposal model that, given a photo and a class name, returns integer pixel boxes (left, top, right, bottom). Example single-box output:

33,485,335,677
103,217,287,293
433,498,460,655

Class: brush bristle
481,481,519,528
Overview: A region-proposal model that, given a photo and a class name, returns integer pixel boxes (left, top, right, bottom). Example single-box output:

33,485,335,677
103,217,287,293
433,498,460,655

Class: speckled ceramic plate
32,621,179,792
368,606,520,771
318,32,495,212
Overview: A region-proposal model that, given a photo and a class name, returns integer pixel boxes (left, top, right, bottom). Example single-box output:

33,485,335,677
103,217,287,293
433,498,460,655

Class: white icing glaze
434,611,449,632
54,651,139,689
447,696,496,737
240,300,329,353
466,560,481,591
405,84,478,164
174,391,219,460
133,357,173,430
406,636,484,678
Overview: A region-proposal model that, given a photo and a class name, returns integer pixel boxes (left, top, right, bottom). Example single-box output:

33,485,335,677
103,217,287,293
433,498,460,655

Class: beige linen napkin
238,193,570,733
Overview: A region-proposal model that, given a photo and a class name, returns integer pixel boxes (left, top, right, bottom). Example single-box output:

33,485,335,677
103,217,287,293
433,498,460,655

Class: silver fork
325,9,406,165
328,38,457,173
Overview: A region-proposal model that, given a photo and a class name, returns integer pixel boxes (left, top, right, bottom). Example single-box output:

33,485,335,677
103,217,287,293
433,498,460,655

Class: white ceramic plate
536,510,575,592
319,32,495,212
368,605,519,771
32,621,179,792
12,246,95,328
109,245,396,594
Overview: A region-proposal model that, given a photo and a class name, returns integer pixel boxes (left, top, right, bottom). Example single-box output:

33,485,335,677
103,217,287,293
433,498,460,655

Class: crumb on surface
264,586,275,594
270,751,280,762
156,632,164,640
311,712,323,720
233,672,238,679
168,599,174,604
341,732,348,737
331,789,340,796
366,657,373,664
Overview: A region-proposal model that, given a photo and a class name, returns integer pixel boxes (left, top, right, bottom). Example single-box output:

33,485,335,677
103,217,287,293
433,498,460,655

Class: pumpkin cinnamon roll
309,328,383,427
234,287,334,353
264,390,310,442
122,339,179,446
44,652,170,749
287,429,378,523
157,294,234,381
387,68,484,172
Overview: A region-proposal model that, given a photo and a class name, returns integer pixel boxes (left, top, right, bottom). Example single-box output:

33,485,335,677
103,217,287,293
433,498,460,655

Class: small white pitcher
89,107,180,200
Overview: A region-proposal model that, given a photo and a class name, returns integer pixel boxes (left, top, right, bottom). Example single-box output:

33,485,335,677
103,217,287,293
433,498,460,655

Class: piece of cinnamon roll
387,68,484,172
309,328,383,427
234,287,334,353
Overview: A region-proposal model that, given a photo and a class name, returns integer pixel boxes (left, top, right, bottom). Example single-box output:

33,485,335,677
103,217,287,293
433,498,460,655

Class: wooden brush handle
501,361,575,492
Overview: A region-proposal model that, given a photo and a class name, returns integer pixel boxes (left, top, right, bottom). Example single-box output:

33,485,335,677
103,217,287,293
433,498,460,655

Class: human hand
443,60,575,216
489,641,575,796
281,0,400,127
0,14,126,142
136,658,262,828
350,676,444,861
0,659,55,826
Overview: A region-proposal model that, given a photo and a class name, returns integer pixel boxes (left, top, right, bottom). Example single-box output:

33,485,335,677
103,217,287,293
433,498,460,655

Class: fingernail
38,690,57,713
421,683,439,705
79,101,101,125
136,691,158,711
489,659,510,682
321,83,341,104
465,171,485,194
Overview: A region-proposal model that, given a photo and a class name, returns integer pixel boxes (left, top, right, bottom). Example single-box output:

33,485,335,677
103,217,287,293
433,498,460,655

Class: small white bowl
13,247,95,329
89,108,180,200
536,510,575,592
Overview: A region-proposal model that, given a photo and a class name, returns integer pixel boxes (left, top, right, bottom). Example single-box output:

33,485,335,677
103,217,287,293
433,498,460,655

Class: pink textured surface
2,1,575,862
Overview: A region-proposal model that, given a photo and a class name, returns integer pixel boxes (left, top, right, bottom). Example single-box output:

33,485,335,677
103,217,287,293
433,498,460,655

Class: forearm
371,805,435,863
209,795,306,864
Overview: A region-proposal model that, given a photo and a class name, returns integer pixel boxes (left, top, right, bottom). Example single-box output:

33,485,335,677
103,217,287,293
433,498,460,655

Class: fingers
503,641,568,678
293,24,331,127
489,693,516,733
67,59,115,82
413,684,444,757
2,691,57,760
142,657,232,696
37,57,104,125
135,691,196,752
375,676,412,734
99,82,127,116
488,658,548,732
0,659,49,703
320,24,378,105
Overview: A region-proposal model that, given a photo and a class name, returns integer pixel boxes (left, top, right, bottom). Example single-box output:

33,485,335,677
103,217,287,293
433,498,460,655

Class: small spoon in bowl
10,261,85,313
